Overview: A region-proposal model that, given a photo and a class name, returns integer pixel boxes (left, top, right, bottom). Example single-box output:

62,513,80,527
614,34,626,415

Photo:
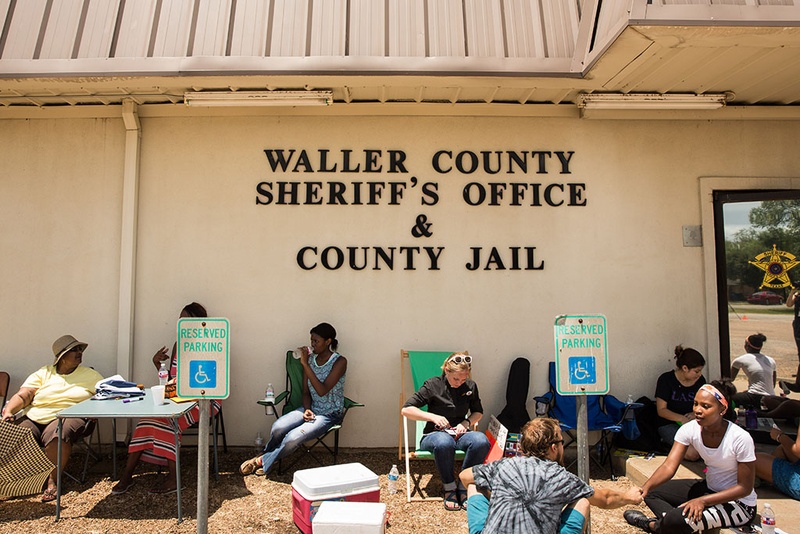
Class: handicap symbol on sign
568,356,596,385
189,360,217,389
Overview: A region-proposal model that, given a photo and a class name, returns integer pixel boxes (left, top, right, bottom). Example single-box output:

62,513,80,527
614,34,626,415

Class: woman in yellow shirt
1,335,103,502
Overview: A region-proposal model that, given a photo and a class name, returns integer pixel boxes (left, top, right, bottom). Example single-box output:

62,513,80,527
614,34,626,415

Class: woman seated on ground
654,345,706,460
401,353,491,511
240,322,346,477
624,380,757,533
112,302,219,495
754,415,800,501
730,333,776,409
1,335,103,502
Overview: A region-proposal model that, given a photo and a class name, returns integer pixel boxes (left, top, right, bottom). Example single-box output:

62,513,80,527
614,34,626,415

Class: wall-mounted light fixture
184,90,333,107
577,93,730,110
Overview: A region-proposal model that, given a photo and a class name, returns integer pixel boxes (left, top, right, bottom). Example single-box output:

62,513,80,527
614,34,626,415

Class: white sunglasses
448,354,472,366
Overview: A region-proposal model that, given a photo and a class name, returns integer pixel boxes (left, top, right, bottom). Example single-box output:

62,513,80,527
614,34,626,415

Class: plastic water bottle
626,394,634,404
265,383,275,415
388,464,399,495
761,502,776,534
745,407,758,430
254,432,264,451
158,361,168,386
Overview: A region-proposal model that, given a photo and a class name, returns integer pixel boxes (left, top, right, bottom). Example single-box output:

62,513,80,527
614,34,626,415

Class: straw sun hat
52,334,88,365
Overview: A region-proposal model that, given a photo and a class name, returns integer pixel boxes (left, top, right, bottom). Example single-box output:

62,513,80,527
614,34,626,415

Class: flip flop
41,487,57,503
111,480,135,495
443,490,460,511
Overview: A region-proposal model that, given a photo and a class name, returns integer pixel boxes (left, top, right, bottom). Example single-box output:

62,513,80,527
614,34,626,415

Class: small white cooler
312,501,387,533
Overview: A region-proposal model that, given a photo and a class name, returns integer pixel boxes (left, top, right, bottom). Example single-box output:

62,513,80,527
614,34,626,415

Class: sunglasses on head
448,355,472,365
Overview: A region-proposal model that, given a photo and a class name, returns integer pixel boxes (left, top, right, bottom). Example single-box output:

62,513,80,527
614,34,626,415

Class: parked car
746,291,784,305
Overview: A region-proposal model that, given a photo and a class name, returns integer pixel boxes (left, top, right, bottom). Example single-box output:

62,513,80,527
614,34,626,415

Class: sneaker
730,524,757,534
779,379,799,395
624,510,655,532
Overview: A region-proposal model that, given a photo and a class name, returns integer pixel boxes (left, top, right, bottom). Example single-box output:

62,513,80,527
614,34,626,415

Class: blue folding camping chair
534,362,640,478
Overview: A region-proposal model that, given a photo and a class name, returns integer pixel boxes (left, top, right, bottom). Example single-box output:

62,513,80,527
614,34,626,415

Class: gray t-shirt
731,352,776,396
472,455,594,534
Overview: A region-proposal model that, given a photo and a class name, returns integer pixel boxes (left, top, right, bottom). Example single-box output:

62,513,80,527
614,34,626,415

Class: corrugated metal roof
0,0,586,64
1,0,800,111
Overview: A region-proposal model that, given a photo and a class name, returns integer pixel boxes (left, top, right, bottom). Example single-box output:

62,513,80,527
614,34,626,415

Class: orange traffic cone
742,315,748,320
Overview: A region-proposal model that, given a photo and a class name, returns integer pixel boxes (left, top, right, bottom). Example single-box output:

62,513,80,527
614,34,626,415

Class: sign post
177,317,230,534
554,315,609,486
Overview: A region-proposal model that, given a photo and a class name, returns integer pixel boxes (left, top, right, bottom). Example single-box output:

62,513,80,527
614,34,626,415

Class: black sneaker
624,510,654,532
779,379,800,394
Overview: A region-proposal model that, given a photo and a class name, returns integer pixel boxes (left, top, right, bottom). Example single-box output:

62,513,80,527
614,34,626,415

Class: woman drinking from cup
240,322,346,477
401,353,490,511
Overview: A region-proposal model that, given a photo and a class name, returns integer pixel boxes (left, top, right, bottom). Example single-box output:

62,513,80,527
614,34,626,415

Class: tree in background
726,199,800,297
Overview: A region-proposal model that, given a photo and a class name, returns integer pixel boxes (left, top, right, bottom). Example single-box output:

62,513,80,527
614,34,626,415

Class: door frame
700,176,800,380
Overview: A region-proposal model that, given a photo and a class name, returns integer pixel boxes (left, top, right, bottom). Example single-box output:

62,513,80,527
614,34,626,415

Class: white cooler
292,462,381,534
312,501,387,534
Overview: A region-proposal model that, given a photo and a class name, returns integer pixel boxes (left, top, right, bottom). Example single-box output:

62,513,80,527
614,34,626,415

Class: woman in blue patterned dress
240,322,346,476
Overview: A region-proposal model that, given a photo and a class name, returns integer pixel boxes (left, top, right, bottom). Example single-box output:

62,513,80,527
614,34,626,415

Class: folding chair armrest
274,390,289,405
343,397,364,410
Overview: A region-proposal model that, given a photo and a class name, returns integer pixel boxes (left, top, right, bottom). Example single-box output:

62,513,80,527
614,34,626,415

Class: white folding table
55,390,196,522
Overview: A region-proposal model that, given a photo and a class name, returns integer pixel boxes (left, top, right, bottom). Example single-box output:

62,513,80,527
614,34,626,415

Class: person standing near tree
781,285,800,394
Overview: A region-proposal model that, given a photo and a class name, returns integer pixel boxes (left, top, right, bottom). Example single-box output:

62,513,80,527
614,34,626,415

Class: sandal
239,456,261,476
443,490,460,511
111,479,135,495
457,488,468,507
41,487,57,503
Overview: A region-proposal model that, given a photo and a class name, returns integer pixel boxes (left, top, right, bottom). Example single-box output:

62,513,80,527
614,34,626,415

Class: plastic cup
292,346,312,359
151,385,166,405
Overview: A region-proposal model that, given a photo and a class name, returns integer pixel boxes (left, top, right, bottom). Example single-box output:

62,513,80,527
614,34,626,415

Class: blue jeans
419,430,491,485
259,407,339,474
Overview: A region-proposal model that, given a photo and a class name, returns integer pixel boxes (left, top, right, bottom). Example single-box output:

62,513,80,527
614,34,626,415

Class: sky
723,201,760,240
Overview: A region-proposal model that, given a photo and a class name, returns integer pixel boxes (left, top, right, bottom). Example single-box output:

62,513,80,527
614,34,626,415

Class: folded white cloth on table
92,375,145,399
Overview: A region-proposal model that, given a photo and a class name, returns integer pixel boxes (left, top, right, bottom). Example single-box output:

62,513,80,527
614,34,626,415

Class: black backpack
497,357,531,434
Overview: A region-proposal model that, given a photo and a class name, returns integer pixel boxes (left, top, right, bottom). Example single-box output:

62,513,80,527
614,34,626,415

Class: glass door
714,191,800,395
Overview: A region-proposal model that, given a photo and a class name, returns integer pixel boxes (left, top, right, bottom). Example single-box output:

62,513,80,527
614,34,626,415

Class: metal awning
0,0,798,114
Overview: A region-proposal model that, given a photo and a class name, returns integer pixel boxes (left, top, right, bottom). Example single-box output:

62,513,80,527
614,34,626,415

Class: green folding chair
258,350,363,474
399,350,471,502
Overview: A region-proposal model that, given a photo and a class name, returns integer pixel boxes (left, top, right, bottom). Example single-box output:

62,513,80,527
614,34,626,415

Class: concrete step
624,450,796,534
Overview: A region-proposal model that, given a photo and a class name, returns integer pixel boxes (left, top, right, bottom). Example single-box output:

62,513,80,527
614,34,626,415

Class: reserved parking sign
177,317,230,399
554,314,609,395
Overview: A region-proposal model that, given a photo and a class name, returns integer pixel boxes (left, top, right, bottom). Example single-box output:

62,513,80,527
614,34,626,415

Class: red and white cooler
291,462,381,534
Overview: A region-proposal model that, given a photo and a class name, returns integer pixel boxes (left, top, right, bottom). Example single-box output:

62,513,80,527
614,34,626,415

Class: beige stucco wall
0,117,124,376
2,113,799,447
